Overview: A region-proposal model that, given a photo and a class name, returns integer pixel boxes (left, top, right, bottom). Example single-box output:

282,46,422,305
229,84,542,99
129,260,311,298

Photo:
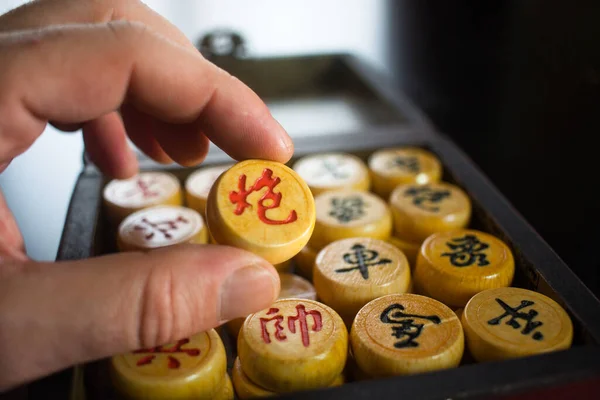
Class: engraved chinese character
329,196,367,223
404,186,451,212
335,244,392,280
380,304,441,348
315,157,350,180
133,338,200,369
441,234,490,267
260,304,323,347
134,216,189,240
125,177,160,199
229,168,298,225
388,156,420,173
487,298,544,341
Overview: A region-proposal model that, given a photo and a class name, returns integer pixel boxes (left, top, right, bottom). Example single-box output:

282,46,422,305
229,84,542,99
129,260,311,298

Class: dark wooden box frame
23,53,600,399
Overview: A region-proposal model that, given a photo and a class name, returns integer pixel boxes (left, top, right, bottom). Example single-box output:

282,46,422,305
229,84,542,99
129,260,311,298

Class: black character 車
335,244,392,280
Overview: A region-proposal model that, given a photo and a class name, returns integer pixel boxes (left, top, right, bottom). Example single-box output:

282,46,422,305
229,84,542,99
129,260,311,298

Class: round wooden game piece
206,160,316,265
461,287,573,362
368,147,442,200
103,171,182,225
237,298,348,393
231,357,343,399
292,152,370,196
117,206,208,252
293,245,318,281
386,235,421,268
351,294,464,377
309,190,393,251
226,273,317,339
414,229,515,308
110,329,227,400
313,238,411,326
215,374,234,400
185,164,233,217
389,182,471,243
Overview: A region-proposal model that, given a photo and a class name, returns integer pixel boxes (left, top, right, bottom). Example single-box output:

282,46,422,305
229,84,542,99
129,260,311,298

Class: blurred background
0,1,598,293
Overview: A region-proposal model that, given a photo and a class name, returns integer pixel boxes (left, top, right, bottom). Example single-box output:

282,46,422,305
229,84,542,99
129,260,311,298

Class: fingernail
219,263,279,323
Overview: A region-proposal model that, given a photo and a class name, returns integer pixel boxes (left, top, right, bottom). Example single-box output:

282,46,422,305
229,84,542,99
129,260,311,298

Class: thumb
0,244,279,390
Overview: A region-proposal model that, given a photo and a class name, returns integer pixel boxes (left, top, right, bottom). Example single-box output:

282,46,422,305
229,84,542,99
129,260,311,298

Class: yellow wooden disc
386,236,421,269
215,373,234,400
206,160,316,265
226,273,317,339
462,287,573,362
389,182,471,243
110,330,227,400
293,245,318,281
313,238,411,327
368,147,442,200
185,164,233,217
103,172,182,225
292,152,370,196
351,294,464,377
310,190,393,251
414,229,515,308
237,298,348,393
117,206,208,251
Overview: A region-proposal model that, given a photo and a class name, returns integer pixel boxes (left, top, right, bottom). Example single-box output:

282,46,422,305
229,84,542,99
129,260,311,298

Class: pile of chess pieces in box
102,147,573,399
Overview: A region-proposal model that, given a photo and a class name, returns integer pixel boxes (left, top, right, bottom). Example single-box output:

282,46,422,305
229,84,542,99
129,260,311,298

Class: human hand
0,0,291,390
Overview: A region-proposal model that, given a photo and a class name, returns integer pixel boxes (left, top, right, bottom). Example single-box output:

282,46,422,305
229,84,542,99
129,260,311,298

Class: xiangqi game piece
117,206,208,252
310,190,393,251
226,273,317,339
110,330,228,400
351,294,464,377
206,160,316,265
414,229,515,308
293,245,319,281
185,164,233,217
461,287,573,362
313,238,411,327
387,235,421,269
103,171,182,225
389,182,471,243
237,298,348,393
368,147,442,200
292,152,370,196
231,357,344,399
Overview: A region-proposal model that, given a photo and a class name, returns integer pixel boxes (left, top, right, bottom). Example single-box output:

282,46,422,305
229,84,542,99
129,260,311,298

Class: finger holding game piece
226,273,317,339
237,298,348,393
103,171,183,225
117,206,208,252
461,287,573,362
292,152,370,196
351,294,464,377
206,160,316,265
110,330,228,400
368,147,442,199
185,164,233,217
389,182,471,243
414,229,515,308
313,238,411,326
310,190,393,251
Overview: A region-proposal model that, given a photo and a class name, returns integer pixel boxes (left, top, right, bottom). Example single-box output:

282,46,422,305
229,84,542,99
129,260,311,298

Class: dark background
387,0,600,296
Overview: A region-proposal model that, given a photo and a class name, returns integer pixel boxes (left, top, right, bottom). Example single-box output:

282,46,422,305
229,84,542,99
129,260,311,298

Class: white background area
0,0,392,261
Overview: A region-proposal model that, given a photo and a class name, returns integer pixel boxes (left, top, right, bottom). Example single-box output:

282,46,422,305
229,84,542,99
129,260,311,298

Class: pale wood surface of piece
185,164,233,217
206,160,316,265
110,329,227,400
292,152,370,196
368,147,442,200
389,182,471,243
310,190,392,251
117,206,208,251
237,299,348,393
414,229,515,308
462,287,573,362
351,294,464,377
313,238,411,327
